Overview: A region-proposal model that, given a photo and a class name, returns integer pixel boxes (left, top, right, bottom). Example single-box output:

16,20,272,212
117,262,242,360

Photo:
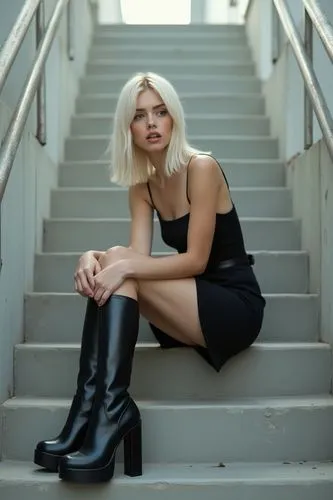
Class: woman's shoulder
188,154,223,175
129,181,150,203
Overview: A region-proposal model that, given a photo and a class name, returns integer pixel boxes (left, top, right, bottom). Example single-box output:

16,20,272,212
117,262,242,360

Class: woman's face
130,88,173,154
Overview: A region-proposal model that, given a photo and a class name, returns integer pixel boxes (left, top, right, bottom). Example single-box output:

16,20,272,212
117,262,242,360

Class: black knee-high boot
34,298,99,472
58,294,142,484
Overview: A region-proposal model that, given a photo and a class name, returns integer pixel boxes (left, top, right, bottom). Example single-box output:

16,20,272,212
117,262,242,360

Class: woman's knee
99,245,130,268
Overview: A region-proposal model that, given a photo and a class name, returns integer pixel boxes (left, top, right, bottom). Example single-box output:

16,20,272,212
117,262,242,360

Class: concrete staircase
1,23,333,499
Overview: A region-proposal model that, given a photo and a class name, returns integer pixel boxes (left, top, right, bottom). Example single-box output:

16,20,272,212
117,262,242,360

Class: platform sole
34,449,61,472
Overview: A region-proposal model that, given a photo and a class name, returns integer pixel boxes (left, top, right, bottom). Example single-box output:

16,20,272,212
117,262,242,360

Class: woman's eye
157,109,168,116
133,114,144,121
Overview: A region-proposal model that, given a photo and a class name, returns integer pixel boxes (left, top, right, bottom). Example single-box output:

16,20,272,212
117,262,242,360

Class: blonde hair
110,72,208,187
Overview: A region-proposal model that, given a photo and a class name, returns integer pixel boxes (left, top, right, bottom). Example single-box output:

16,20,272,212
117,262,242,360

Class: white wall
206,0,250,24
0,0,94,406
245,0,273,80
286,139,333,346
97,0,251,24
98,0,122,24
246,0,333,349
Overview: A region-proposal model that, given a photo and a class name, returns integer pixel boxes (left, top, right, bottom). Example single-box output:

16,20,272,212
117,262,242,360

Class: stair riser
59,161,285,188
89,48,252,63
14,345,329,400
76,95,264,115
86,62,255,77
51,188,291,219
24,293,319,344
64,138,278,161
71,116,270,137
96,25,246,34
43,219,301,252
3,403,333,462
80,77,262,94
93,32,247,42
1,478,332,500
34,252,307,294
93,31,247,39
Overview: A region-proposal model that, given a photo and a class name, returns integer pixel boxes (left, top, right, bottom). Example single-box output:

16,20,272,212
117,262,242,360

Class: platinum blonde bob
110,72,207,187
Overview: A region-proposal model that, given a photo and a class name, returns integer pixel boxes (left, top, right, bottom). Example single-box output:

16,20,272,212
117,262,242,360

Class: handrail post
272,3,281,64
304,7,313,150
36,0,46,145
67,0,75,60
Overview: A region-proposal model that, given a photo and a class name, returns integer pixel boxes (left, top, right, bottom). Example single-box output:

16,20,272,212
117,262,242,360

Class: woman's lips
146,135,162,143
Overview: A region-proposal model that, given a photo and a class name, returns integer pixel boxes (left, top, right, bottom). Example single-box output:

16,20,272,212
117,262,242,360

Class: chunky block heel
124,421,142,477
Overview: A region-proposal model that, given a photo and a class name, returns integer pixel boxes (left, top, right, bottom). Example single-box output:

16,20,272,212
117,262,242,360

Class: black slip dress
147,156,266,372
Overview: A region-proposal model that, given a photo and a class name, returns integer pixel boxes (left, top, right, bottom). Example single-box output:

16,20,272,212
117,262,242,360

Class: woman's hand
74,251,102,298
93,260,127,307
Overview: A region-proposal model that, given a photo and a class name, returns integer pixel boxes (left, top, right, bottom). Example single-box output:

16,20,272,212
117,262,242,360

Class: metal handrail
273,0,333,161
0,0,41,96
0,0,72,202
303,0,333,63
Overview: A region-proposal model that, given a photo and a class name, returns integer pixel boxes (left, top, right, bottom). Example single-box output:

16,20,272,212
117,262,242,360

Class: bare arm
123,156,226,280
128,183,154,255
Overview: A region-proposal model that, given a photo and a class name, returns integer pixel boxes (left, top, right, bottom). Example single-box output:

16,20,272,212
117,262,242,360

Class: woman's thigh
138,278,206,347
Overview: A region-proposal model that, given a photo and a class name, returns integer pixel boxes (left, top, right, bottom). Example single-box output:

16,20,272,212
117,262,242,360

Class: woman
34,72,266,483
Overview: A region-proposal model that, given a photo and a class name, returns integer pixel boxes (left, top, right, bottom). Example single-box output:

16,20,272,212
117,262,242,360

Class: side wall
286,140,333,343
0,0,94,405
245,0,333,343
246,0,333,160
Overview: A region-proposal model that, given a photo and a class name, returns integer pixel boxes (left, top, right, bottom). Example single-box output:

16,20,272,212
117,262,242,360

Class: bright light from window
121,0,191,25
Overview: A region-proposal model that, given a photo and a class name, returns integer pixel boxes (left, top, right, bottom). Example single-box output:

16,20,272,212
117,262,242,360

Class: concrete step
42,218,301,252
76,93,264,115
50,187,291,219
24,292,319,344
93,29,247,40
80,75,262,94
71,114,270,136
95,24,246,34
89,45,252,63
92,35,249,50
14,342,330,400
86,60,255,77
1,460,333,500
33,251,308,294
64,136,278,162
59,160,285,188
3,396,333,462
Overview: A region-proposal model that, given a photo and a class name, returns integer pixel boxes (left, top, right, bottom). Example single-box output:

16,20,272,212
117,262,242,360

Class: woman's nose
147,114,156,128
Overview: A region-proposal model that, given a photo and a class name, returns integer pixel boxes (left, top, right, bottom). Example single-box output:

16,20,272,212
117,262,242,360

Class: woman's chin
142,143,167,153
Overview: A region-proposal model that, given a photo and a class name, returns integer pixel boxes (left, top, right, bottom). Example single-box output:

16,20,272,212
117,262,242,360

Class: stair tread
79,92,262,98
45,216,295,221
74,112,265,118
15,341,328,350
83,74,258,79
4,394,333,409
1,460,333,483
52,186,289,192
60,158,283,165
26,291,317,297
34,250,308,255
66,134,274,140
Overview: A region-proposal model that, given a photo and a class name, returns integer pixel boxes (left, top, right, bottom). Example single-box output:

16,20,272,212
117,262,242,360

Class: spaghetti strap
186,154,230,204
214,157,230,190
186,154,197,204
147,182,156,210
